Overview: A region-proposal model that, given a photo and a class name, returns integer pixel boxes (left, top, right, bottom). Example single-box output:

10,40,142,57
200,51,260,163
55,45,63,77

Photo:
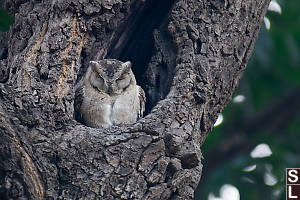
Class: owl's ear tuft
121,61,132,71
90,61,99,71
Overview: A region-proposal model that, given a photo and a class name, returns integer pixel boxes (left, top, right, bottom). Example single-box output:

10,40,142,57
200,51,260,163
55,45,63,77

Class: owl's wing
74,82,85,124
138,86,146,119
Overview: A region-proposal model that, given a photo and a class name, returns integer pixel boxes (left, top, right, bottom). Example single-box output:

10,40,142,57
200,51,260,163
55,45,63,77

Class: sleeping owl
75,59,146,128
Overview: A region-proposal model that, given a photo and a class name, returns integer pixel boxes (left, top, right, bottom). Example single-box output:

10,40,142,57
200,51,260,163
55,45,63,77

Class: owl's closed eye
117,73,131,90
90,72,105,92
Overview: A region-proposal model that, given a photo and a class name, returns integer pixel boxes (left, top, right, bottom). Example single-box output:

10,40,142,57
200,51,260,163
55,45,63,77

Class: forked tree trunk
0,0,269,199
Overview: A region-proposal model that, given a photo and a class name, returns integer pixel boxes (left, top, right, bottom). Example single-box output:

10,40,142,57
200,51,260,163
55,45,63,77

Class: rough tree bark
0,0,269,199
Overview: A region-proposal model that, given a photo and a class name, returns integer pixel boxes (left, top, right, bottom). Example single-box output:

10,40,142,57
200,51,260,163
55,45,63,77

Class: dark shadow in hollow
106,0,177,114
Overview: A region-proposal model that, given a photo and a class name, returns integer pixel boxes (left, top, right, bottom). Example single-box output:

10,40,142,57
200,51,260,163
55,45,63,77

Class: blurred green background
196,0,300,199
0,1,299,199
0,8,13,35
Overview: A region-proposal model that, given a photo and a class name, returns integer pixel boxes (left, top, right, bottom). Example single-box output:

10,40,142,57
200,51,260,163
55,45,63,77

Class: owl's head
85,59,136,95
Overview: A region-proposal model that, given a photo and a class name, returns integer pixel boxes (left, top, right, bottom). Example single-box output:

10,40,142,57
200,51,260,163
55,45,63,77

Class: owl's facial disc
116,73,131,90
112,61,132,92
90,72,106,92
106,73,131,95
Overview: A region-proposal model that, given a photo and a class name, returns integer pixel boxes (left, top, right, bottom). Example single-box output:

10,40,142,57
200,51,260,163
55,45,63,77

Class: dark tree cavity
0,0,269,199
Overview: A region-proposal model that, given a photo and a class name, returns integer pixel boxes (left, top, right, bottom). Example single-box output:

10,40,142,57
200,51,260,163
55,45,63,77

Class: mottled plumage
75,59,145,128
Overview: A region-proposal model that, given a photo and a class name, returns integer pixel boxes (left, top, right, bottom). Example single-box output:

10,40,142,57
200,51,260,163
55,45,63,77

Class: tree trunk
0,0,269,199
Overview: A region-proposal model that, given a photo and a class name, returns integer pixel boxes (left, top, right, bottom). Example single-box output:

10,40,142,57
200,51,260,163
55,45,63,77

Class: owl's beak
107,87,113,95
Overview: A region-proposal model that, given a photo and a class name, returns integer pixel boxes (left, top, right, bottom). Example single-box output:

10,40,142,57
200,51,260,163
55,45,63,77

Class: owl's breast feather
81,89,113,128
111,88,140,125
81,86,140,128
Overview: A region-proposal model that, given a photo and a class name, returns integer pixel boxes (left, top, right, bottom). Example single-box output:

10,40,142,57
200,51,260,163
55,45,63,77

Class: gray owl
75,59,146,128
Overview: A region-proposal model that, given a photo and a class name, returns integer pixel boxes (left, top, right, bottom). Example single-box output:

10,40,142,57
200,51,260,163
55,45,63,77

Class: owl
75,59,146,128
